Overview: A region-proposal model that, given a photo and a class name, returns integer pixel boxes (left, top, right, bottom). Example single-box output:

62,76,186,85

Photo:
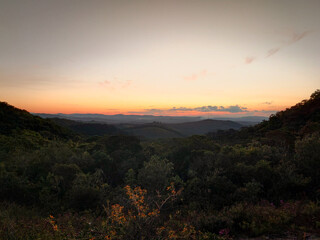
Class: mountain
34,113,268,126
0,102,73,139
209,90,320,145
119,123,184,140
115,119,242,139
34,113,202,124
47,118,243,139
168,119,242,136
213,116,268,122
256,90,320,135
212,116,268,126
35,113,244,139
2,91,320,239
0,102,244,140
49,118,122,136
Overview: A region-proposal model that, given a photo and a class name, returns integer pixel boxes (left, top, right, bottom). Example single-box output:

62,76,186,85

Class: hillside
49,118,122,136
0,102,244,140
256,90,320,135
118,123,184,139
0,102,73,139
49,119,242,139
169,119,242,136
35,113,202,124
209,90,320,145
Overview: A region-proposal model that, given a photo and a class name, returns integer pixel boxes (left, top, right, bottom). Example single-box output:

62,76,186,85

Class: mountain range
34,113,266,125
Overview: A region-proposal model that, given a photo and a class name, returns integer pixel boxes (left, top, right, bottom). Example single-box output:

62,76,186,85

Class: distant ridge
168,119,242,136
34,113,267,125
117,119,242,139
49,118,122,136
212,116,268,122
34,113,202,124
39,115,243,139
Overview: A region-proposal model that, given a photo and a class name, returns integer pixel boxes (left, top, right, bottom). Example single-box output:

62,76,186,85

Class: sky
0,0,319,117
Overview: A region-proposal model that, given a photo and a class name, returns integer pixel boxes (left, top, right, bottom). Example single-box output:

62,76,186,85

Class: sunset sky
1,0,319,117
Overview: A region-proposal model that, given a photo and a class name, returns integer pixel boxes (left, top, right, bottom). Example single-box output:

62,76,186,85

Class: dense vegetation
47,117,243,140
0,90,320,239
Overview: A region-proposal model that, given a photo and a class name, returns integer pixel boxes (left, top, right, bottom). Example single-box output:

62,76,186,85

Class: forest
0,90,320,240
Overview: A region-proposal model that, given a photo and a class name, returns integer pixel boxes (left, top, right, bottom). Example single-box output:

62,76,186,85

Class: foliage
0,90,320,239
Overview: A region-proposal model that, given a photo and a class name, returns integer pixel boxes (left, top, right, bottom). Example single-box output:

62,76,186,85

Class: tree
138,155,174,193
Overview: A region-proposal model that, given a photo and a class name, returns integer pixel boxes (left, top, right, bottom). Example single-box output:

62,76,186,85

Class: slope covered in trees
49,118,122,136
43,117,243,139
0,102,73,139
209,90,320,146
0,91,319,239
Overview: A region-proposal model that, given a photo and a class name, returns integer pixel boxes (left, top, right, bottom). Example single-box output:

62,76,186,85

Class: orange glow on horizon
12,102,283,118
1,1,319,119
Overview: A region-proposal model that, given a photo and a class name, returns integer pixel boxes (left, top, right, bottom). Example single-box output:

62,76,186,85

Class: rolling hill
168,119,242,136
209,90,320,144
0,102,73,139
34,113,202,124
0,102,245,139
49,118,122,136
48,118,243,139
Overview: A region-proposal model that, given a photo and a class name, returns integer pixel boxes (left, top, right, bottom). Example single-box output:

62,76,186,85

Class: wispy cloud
170,105,248,113
245,56,256,64
141,105,249,114
265,31,311,58
286,31,311,45
99,77,132,90
261,101,273,105
243,30,312,62
128,106,279,117
183,69,207,81
266,48,280,58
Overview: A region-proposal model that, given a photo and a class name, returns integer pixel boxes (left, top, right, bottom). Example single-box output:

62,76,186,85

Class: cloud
99,77,132,90
220,105,248,113
121,80,132,88
261,101,273,105
286,31,311,45
178,105,248,113
245,56,256,64
142,105,249,114
128,106,279,117
183,70,207,81
265,30,311,58
266,48,280,58
99,80,116,90
99,80,111,86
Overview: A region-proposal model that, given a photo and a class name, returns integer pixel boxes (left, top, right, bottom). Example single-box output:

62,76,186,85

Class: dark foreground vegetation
0,90,320,239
